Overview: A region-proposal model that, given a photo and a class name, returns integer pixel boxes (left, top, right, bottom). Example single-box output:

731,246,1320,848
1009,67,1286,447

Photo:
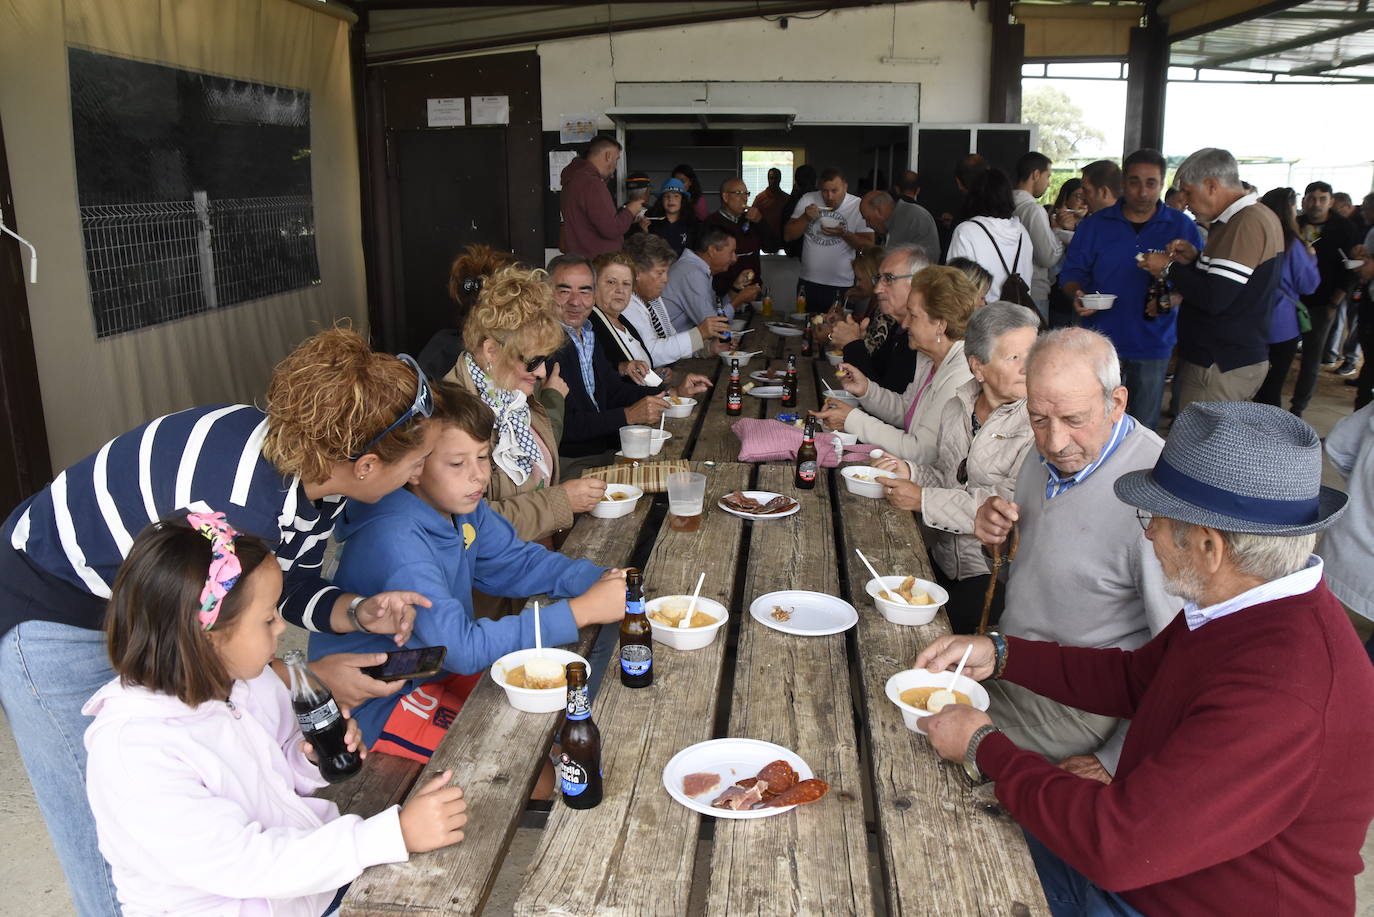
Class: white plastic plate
662,738,814,819
749,590,859,636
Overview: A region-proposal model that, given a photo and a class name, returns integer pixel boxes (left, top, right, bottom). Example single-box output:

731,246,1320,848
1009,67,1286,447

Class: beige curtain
0,0,367,469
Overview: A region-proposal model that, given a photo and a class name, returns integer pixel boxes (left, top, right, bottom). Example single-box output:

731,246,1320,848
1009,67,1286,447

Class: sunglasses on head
349,354,433,461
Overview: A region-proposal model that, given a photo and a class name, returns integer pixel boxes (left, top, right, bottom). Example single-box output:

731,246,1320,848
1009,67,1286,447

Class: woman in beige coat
442,265,607,545
873,301,1040,633
812,267,981,467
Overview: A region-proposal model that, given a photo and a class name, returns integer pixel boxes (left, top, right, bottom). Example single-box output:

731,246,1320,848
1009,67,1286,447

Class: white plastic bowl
884,667,990,734
1080,293,1116,311
663,396,696,419
719,350,758,369
1345,258,1364,270
491,647,588,713
824,390,858,408
645,595,728,651
648,430,672,456
818,216,841,230
831,431,858,448
840,465,896,498
789,311,810,324
729,318,747,332
826,350,844,367
865,575,947,627
590,483,643,518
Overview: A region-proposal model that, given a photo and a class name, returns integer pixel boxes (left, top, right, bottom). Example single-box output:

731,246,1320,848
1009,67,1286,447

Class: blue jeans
1120,358,1169,433
1026,832,1147,917
0,621,121,916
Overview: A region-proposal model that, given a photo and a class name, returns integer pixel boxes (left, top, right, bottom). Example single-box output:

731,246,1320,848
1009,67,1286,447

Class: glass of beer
667,471,706,532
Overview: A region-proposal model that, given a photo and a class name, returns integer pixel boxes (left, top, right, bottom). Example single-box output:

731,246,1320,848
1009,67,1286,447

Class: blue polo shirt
1060,201,1205,360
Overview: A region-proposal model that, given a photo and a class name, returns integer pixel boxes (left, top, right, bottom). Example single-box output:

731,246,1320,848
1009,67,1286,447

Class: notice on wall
559,114,599,144
470,95,510,125
549,150,578,191
426,97,466,127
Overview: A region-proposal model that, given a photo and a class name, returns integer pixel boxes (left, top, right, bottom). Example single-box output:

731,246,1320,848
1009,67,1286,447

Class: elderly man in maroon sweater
559,136,645,257
918,401,1374,917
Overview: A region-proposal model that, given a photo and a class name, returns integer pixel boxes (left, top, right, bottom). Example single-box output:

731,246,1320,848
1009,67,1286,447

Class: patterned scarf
864,311,896,354
462,352,546,486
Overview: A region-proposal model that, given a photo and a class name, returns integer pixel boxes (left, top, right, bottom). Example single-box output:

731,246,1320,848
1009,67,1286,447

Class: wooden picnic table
332,310,1047,916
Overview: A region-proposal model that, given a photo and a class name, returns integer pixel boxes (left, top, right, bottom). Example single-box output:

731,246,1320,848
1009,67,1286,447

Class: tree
1022,85,1106,164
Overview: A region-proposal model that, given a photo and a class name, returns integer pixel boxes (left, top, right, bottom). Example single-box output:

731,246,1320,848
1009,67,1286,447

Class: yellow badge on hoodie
462,523,477,550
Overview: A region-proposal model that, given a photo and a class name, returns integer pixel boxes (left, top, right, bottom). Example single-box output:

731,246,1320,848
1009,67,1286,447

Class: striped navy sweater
1,404,345,637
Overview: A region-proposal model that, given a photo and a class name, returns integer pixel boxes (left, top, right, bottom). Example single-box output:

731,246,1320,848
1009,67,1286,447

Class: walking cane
977,526,1018,635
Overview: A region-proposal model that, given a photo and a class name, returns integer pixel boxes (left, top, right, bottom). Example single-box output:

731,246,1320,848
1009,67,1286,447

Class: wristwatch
987,631,1008,679
964,724,999,781
346,595,372,634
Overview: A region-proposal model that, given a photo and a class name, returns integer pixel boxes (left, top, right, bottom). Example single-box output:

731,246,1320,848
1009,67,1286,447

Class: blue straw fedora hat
1114,401,1346,536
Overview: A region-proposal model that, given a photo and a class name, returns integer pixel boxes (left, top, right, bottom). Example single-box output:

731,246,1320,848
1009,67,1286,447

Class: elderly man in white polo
917,401,1374,917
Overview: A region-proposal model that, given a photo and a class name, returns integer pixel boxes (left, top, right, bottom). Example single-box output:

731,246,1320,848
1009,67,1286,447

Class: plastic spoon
524,600,564,685
681,572,705,628
855,548,910,606
927,643,974,712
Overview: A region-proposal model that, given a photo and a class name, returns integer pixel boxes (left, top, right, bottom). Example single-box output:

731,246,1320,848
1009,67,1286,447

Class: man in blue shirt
1060,149,1205,431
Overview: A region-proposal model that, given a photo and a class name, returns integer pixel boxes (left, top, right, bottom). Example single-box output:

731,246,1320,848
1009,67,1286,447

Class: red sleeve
978,680,1323,890
999,622,1180,720
574,175,635,239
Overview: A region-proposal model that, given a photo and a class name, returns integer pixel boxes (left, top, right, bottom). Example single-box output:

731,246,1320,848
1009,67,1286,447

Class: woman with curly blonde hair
445,264,606,541
0,327,442,915
417,243,520,378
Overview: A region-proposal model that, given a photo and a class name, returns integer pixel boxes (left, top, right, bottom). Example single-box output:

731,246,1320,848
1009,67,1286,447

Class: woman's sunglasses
520,354,551,373
349,354,434,461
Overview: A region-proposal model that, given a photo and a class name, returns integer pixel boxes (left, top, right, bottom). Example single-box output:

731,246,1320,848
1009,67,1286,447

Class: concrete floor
1,365,1370,916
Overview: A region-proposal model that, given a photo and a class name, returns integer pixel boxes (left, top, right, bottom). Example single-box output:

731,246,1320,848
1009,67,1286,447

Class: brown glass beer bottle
556,661,603,808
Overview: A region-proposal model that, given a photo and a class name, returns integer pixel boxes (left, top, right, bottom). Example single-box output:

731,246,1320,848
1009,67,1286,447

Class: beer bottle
795,417,818,490
283,650,361,784
726,359,743,416
556,661,602,809
801,320,814,358
619,569,653,688
717,304,732,345
762,287,773,318
781,354,798,408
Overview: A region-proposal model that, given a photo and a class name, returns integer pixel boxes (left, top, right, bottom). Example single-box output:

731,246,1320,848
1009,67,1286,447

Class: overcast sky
1026,77,1374,166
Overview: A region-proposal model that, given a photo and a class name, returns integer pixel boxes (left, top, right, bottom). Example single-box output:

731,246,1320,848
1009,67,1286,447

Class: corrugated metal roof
1170,0,1374,81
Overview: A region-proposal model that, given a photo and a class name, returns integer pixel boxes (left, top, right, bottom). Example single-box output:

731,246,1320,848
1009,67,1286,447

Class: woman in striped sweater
0,328,440,916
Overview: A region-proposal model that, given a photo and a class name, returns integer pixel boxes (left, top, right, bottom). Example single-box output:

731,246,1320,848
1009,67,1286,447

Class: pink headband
187,512,242,631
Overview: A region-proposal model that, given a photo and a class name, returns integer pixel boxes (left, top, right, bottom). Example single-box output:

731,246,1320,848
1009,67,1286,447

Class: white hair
1174,148,1242,191
884,243,931,275
964,302,1041,364
1170,522,1316,582
1025,327,1121,413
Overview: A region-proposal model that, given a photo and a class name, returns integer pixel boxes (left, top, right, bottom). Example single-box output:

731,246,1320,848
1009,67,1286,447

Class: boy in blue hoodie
308,384,627,760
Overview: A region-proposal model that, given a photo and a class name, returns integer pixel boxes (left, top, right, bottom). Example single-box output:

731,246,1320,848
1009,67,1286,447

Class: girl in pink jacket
83,513,468,916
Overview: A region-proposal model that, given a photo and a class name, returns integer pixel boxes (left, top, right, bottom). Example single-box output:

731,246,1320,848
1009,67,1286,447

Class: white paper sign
549,150,577,191
426,98,465,127
470,95,510,125
559,114,599,144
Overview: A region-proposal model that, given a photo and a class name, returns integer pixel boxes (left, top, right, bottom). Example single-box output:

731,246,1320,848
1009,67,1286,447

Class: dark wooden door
390,127,509,356
0,110,52,515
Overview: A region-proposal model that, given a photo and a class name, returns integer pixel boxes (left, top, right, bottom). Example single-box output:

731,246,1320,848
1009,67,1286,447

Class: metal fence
79,194,320,337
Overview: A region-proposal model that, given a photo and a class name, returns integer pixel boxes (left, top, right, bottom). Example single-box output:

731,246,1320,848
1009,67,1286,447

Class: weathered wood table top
334,309,1047,916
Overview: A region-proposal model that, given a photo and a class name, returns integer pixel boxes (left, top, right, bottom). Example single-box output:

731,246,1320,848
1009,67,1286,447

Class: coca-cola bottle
283,650,362,783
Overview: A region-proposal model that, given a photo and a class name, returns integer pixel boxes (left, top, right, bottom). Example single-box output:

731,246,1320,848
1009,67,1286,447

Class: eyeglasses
723,190,750,197
1135,508,1154,531
349,354,433,461
871,272,916,286
520,354,551,373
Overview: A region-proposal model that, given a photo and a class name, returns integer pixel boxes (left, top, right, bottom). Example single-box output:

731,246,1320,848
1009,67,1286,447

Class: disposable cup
620,425,653,459
667,471,706,522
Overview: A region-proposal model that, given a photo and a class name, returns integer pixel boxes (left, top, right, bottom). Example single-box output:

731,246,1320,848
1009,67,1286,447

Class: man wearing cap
917,401,1374,917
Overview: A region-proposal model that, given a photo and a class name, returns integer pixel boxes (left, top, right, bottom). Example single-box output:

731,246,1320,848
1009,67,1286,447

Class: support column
1124,12,1170,155
988,0,1026,123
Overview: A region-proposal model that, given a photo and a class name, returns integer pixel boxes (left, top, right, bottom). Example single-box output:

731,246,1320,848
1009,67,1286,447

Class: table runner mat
582,459,691,492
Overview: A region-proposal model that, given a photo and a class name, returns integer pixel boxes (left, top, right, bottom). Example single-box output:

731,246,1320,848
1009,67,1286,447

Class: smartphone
361,646,447,682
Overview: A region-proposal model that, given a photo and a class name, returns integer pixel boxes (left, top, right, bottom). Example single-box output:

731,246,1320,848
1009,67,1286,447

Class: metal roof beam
1288,49,1374,72
1195,17,1374,67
